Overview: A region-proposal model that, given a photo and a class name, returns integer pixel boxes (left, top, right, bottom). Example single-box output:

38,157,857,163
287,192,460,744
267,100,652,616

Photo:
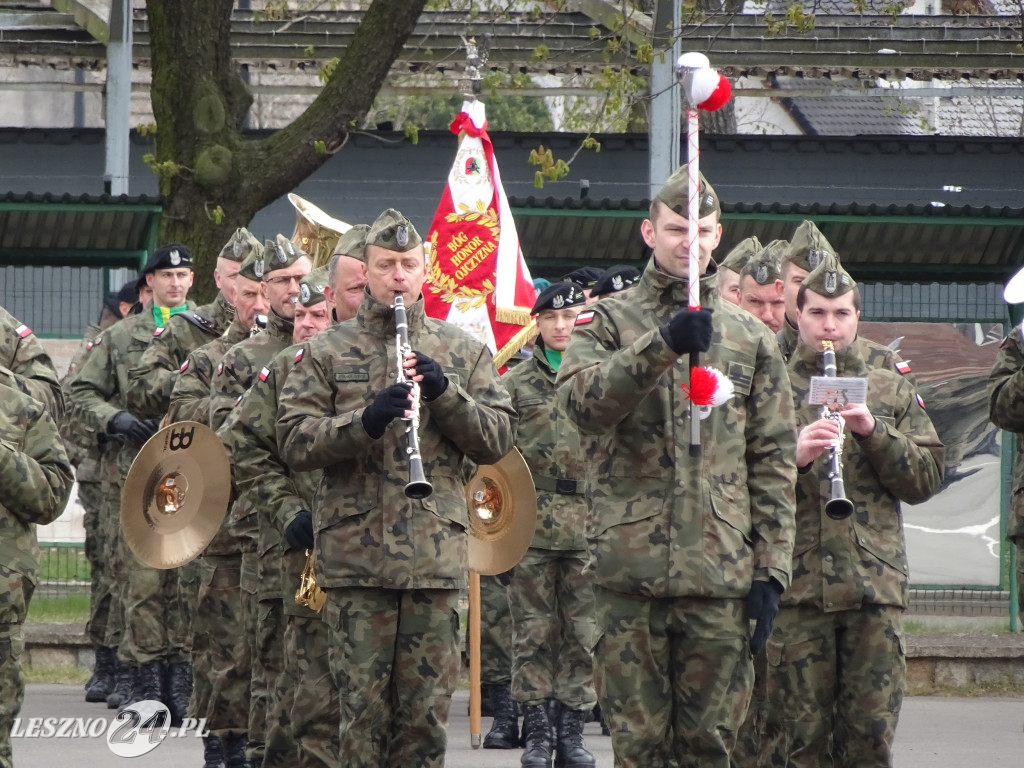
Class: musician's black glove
284,510,314,551
107,411,157,446
411,352,448,401
659,307,714,356
747,578,784,656
361,382,413,440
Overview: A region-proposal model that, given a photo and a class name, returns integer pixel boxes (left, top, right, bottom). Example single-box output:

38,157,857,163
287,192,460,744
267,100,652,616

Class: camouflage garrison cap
297,266,329,307
259,234,309,279
367,209,422,253
741,239,786,286
590,264,641,297
718,236,762,274
531,281,587,314
655,169,720,218
801,251,856,299
560,266,605,289
218,227,262,263
784,220,837,273
238,250,263,282
331,224,370,263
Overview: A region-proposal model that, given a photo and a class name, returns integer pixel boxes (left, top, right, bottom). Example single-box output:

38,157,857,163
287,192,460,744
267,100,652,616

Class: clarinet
821,340,854,521
393,295,433,499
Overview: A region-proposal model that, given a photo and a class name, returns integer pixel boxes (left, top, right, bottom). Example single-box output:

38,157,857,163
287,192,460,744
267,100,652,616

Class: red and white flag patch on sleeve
15,324,32,338
258,366,270,382
574,311,596,326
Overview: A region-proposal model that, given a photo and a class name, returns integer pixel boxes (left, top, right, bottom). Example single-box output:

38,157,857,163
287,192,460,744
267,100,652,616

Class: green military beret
237,250,263,282
784,220,838,273
801,251,856,299
332,224,370,263
297,266,330,307
218,227,262,263
367,209,422,253
741,239,786,286
259,234,309,279
718,236,762,274
655,169,720,218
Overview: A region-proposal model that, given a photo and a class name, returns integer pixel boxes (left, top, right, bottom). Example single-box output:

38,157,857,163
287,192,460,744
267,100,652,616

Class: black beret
136,243,192,288
531,281,587,314
590,264,641,298
116,282,139,305
560,266,605,289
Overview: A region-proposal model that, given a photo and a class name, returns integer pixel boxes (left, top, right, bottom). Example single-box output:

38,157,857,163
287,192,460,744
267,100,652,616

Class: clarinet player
770,251,943,767
276,208,516,768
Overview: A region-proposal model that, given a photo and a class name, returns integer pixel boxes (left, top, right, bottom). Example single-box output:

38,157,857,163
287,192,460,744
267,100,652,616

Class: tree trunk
146,0,428,301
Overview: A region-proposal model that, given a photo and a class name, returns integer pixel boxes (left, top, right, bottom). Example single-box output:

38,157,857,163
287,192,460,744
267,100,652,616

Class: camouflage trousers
731,648,771,768
79,482,113,647
248,591,284,764
480,573,513,685
509,547,596,708
120,554,187,664
259,597,291,768
766,604,906,768
0,623,25,768
593,587,753,768
323,587,461,768
176,559,200,655
189,556,250,738
101,489,127,651
270,613,339,768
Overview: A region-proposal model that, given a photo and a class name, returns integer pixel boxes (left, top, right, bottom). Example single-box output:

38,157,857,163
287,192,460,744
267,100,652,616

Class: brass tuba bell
288,192,351,269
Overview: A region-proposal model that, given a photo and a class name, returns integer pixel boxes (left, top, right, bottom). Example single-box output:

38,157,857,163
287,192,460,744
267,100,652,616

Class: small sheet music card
808,376,868,408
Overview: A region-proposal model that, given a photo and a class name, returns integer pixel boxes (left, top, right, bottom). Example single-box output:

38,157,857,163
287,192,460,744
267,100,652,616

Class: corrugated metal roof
0,192,162,267
511,196,1024,282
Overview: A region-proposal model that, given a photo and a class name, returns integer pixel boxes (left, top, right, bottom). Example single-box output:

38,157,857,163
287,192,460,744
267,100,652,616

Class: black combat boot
520,704,554,768
555,706,596,768
223,734,253,768
546,699,562,742
202,735,226,768
164,661,193,727
123,659,164,709
106,660,135,709
483,683,519,749
480,682,496,717
85,646,117,703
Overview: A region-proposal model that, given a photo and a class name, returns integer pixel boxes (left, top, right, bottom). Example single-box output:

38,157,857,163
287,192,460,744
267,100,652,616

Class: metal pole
649,0,682,198
104,0,132,196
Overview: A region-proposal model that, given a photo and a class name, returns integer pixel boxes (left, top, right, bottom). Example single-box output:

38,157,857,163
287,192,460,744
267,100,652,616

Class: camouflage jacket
59,323,103,476
276,292,517,590
987,323,1024,541
787,340,944,612
0,304,64,418
0,383,74,623
504,347,588,551
208,311,294,432
168,317,251,425
220,344,321,613
126,293,233,421
556,259,798,599
778,317,905,375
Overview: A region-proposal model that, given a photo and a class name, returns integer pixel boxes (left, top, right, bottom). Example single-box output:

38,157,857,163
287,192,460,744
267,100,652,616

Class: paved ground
10,684,1024,766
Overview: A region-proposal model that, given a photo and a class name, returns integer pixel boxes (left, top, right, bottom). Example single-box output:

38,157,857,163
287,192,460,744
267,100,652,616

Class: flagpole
683,75,703,457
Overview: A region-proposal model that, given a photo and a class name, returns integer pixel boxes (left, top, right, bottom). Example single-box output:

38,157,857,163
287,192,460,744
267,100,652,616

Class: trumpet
393,295,433,500
820,340,854,521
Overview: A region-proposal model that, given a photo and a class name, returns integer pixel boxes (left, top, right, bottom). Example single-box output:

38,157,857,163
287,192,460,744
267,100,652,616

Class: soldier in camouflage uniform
0,304,64,417
716,237,761,307
221,269,337,768
323,224,370,322
739,240,787,335
590,265,640,301
69,244,196,716
61,285,136,704
276,208,517,768
560,267,604,306
557,170,798,768
0,382,74,768
986,315,1024,621
209,234,311,767
504,281,597,768
769,254,943,767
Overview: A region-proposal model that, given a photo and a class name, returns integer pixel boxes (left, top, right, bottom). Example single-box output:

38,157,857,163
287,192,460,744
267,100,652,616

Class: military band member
739,240,787,334
770,254,942,767
589,265,640,300
560,267,605,306
716,236,761,307
276,208,517,768
557,170,798,768
0,304,64,417
324,224,370,322
0,383,74,768
504,281,596,768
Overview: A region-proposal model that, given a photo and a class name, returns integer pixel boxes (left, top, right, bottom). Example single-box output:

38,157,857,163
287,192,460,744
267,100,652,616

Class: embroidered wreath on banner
428,202,501,311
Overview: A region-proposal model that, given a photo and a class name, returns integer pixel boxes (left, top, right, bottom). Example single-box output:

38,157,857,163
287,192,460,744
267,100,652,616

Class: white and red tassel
681,366,735,413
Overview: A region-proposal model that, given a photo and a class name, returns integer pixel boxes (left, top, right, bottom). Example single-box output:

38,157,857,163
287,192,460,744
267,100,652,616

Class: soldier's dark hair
796,282,862,312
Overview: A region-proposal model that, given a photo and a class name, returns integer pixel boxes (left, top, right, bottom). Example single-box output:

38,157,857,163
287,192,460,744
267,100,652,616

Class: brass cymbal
120,421,231,569
465,448,537,575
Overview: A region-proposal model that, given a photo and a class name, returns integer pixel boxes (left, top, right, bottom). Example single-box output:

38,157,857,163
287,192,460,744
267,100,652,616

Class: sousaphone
465,448,537,574
288,192,351,269
121,421,231,569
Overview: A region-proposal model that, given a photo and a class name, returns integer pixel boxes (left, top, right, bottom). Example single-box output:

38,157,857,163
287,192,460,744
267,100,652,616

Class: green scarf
544,347,563,372
152,303,187,328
